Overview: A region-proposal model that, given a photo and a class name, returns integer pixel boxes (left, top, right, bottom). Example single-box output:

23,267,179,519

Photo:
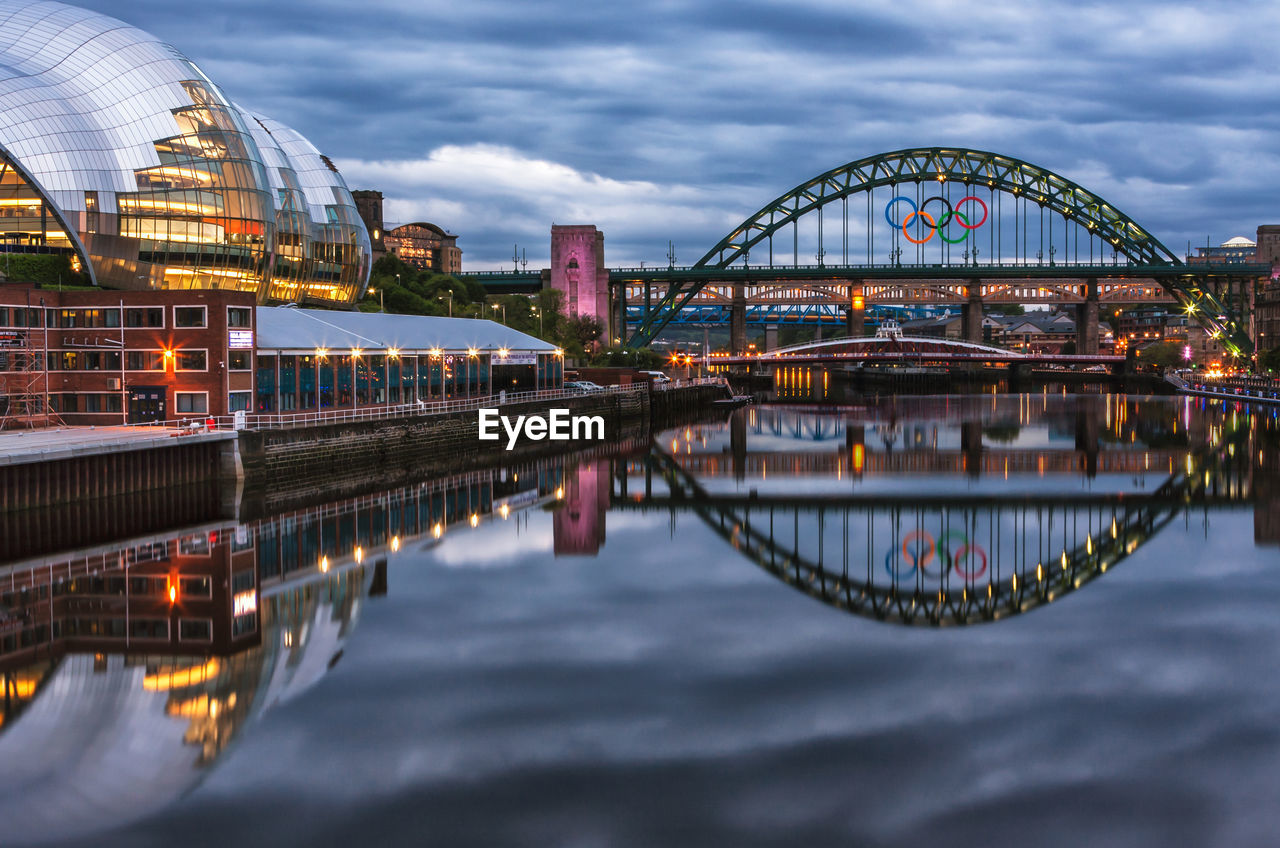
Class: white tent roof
256,308,557,355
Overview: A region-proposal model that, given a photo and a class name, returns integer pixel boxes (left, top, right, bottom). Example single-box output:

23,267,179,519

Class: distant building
384,223,463,274
351,190,387,258
1256,226,1280,355
350,191,462,274
1188,236,1256,264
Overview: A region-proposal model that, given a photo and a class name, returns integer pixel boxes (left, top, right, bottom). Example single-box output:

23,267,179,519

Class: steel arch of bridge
697,147,1179,269
640,423,1248,627
626,147,1254,355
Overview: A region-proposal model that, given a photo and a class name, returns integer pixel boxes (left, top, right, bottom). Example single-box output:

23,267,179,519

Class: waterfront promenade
0,426,235,468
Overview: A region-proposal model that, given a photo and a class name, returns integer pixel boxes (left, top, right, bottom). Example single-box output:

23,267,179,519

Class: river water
2,393,1279,847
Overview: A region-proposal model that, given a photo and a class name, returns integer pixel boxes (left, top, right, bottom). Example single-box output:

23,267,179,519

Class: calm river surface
3,393,1280,847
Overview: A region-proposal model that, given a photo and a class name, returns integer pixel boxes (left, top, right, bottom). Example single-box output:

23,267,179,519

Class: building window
228,391,251,412
227,307,252,328
130,619,169,640
127,351,165,371
179,576,212,598
176,350,207,370
175,392,207,414
179,619,212,641
228,350,251,370
125,307,164,328
232,612,257,638
174,306,207,328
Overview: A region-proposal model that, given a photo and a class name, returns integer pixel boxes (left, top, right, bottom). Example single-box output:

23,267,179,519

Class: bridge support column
960,420,983,479
846,425,865,476
1076,278,1099,355
764,325,779,352
814,324,824,341
730,283,747,356
615,278,627,347
731,410,747,482
1075,405,1100,479
963,281,984,343
847,283,866,337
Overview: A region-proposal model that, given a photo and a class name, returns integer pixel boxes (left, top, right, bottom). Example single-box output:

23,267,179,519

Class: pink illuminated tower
550,225,610,342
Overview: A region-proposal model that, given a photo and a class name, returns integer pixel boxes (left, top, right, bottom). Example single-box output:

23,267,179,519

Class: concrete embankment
0,384,731,536
238,389,646,500
0,428,238,513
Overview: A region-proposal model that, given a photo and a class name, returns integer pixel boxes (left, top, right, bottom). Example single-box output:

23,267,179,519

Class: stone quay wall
238,388,659,502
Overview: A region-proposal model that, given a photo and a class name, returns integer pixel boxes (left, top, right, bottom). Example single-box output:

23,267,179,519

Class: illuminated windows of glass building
0,0,371,305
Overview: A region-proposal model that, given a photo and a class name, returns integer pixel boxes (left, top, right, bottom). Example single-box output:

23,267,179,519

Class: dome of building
1221,236,1256,248
0,0,370,303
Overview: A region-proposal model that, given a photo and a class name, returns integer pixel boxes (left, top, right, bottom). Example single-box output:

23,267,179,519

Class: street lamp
491,303,506,325
532,305,543,336
369,287,383,310
439,290,453,317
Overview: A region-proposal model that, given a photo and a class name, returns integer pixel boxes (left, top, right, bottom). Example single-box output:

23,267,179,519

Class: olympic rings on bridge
884,195,990,245
883,529,989,581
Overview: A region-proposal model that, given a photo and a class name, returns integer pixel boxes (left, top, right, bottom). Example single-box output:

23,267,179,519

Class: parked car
566,380,606,393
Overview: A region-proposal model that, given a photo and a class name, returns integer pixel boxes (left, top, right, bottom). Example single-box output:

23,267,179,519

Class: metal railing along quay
139,384,658,434
1174,375,1280,406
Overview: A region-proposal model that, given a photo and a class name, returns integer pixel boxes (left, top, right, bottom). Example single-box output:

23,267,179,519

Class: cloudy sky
79,0,1280,270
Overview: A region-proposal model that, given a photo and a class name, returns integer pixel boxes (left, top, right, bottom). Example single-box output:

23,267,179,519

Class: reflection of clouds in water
65,396,1280,847
432,518,555,569
127,509,1280,848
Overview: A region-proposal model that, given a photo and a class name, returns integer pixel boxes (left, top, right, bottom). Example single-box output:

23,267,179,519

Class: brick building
0,284,560,428
384,222,462,274
0,285,255,426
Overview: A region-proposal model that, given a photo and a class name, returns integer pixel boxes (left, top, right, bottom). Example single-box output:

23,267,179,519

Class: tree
560,314,604,357
1260,346,1280,374
1138,341,1183,369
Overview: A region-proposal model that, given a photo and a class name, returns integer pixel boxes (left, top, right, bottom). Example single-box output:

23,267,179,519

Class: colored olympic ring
902,530,936,571
882,530,988,581
901,211,936,244
885,548,915,581
952,544,989,580
936,529,969,568
885,195,990,244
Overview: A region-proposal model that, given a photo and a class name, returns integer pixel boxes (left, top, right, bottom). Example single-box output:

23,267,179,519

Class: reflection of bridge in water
609,405,1273,626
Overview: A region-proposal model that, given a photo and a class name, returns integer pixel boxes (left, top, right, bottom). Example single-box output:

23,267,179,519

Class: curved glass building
0,0,370,304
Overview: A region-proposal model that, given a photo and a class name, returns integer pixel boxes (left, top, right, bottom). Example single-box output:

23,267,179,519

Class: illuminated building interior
0,1,370,305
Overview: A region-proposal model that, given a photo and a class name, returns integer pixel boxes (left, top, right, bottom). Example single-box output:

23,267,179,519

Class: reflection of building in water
0,548,371,845
0,454,573,844
555,462,611,556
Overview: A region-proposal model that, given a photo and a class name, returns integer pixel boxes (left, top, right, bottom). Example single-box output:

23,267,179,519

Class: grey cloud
65,0,1280,266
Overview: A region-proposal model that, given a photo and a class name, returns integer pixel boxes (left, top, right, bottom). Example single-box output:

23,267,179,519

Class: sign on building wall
496,352,537,365
228,330,254,349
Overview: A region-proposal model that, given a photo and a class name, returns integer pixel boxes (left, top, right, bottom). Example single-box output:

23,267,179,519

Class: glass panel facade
0,3,370,304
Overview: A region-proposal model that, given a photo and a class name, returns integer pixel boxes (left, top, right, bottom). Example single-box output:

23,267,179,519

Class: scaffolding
0,298,59,429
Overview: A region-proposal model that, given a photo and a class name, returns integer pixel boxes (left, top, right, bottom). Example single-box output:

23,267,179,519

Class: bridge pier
1075,406,1100,478
764,325,778,352
731,410,747,482
1076,278,1099,355
730,283,747,355
616,276,626,347
847,283,866,336
960,420,983,479
963,282,984,343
